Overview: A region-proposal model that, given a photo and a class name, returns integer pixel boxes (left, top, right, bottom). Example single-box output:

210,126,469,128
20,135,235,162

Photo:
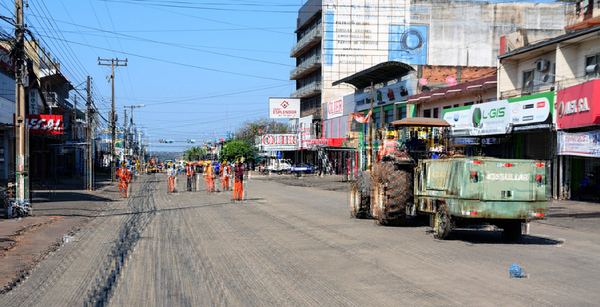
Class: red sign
307,138,344,147
25,114,63,134
556,80,599,129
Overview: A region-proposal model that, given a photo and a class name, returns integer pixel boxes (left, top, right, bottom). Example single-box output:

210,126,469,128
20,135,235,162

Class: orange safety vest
204,165,214,178
186,166,194,176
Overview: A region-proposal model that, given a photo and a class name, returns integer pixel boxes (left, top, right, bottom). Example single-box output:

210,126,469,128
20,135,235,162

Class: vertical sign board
269,98,300,119
556,79,599,129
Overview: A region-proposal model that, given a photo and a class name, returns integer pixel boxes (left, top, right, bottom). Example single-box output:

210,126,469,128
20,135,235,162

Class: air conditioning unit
536,60,550,72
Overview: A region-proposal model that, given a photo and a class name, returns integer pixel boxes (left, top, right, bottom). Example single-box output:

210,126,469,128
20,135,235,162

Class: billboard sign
443,92,553,136
327,98,343,119
25,114,63,134
556,79,600,129
558,130,600,157
260,134,298,151
269,98,300,119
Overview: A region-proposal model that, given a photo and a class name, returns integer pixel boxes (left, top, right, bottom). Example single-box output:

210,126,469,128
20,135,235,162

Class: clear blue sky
0,0,304,152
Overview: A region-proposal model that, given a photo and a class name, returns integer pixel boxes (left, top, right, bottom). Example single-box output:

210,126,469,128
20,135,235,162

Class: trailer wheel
350,171,371,219
371,163,410,226
502,221,523,242
432,204,451,239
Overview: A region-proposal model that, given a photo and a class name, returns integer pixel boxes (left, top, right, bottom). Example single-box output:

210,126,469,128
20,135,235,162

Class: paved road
1,173,599,306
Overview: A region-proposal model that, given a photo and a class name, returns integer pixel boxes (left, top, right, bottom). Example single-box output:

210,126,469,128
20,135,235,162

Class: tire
371,162,411,226
432,204,451,239
350,171,371,219
502,221,523,242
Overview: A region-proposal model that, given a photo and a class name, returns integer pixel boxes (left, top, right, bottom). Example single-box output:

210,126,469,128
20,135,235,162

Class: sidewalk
0,174,119,290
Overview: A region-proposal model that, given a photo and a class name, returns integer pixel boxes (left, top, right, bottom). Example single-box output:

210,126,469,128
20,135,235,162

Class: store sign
269,98,300,119
260,134,298,151
556,79,600,129
25,114,63,134
442,92,553,136
557,130,600,157
327,98,343,119
306,138,344,149
298,115,313,150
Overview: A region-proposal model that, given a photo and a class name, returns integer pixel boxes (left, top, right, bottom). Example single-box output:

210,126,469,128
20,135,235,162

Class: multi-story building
289,0,569,171
498,1,600,201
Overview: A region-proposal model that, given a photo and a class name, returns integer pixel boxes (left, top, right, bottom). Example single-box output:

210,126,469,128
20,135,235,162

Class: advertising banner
269,98,300,119
327,98,343,119
442,92,553,136
25,114,63,134
260,134,298,151
558,130,600,157
556,79,600,129
298,115,313,150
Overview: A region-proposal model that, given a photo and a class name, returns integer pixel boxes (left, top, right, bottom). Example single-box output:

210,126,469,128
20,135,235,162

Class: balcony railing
290,27,322,57
290,55,321,80
291,81,322,98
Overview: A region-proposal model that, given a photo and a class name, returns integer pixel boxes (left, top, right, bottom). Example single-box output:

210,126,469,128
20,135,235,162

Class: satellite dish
445,76,457,86
419,78,428,86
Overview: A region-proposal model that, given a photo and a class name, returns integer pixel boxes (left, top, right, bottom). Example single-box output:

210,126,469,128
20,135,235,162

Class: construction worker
118,161,132,197
204,163,215,192
221,161,231,191
167,162,177,193
185,162,194,191
378,131,399,162
233,157,245,201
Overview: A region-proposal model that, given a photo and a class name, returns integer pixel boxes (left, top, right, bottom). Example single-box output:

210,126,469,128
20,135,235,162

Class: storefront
556,79,600,201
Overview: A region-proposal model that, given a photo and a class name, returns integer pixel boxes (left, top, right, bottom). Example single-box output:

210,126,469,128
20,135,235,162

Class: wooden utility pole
97,57,127,182
123,109,127,157
14,0,29,209
73,95,77,140
368,82,374,172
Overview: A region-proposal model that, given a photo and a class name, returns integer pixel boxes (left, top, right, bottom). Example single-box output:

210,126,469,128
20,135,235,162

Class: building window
433,108,439,118
395,106,407,120
464,101,474,106
385,109,393,125
374,111,381,129
522,70,534,93
423,109,431,118
586,53,600,78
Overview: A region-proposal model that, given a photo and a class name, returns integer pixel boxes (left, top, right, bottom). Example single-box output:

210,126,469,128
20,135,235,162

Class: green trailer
414,157,549,240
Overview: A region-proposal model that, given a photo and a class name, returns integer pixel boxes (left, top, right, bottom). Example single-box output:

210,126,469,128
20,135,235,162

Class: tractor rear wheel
371,163,411,226
350,171,371,219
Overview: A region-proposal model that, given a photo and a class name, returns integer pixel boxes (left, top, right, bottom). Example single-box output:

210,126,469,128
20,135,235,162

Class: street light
123,104,145,157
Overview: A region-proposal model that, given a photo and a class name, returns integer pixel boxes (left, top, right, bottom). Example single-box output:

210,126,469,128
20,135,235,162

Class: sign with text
269,98,300,119
558,130,600,157
260,134,298,151
442,92,553,136
25,114,63,134
556,79,600,129
327,98,343,119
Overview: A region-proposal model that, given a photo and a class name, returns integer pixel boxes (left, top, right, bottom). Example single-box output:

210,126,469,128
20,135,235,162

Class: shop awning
332,61,415,89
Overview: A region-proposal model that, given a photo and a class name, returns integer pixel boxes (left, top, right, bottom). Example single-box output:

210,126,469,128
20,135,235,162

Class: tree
220,140,253,163
184,146,206,161
234,117,288,146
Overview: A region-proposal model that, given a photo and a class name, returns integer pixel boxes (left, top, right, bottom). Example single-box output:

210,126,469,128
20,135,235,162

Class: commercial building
289,0,568,172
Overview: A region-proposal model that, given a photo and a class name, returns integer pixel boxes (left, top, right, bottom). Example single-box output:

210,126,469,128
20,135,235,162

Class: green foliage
220,140,254,163
184,146,206,161
234,117,288,146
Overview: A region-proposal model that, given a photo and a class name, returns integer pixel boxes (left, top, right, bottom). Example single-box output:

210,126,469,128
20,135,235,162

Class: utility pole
14,0,29,211
98,57,127,182
368,82,374,172
86,76,94,191
73,95,77,140
123,109,127,158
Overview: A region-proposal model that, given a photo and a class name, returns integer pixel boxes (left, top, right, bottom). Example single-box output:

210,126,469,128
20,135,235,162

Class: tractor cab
380,117,450,166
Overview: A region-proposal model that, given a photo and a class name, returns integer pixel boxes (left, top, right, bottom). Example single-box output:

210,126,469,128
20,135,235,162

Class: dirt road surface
1,172,599,306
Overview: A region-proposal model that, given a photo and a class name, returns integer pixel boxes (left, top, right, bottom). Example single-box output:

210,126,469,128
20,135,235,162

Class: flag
352,110,372,123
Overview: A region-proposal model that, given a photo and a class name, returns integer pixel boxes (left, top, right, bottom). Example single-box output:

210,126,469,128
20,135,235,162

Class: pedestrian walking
185,162,194,191
204,163,216,192
221,161,231,191
233,157,245,201
167,162,177,193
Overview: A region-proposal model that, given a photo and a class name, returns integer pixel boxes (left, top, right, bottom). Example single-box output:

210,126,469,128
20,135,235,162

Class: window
586,53,600,78
522,70,534,93
385,109,393,125
464,101,474,106
395,106,407,120
423,109,431,118
433,108,439,118
374,111,381,129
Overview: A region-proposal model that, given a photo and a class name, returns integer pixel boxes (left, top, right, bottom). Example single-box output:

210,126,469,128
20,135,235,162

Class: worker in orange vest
233,157,245,201
118,161,132,197
185,162,195,191
221,161,231,191
167,162,176,193
204,163,215,192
